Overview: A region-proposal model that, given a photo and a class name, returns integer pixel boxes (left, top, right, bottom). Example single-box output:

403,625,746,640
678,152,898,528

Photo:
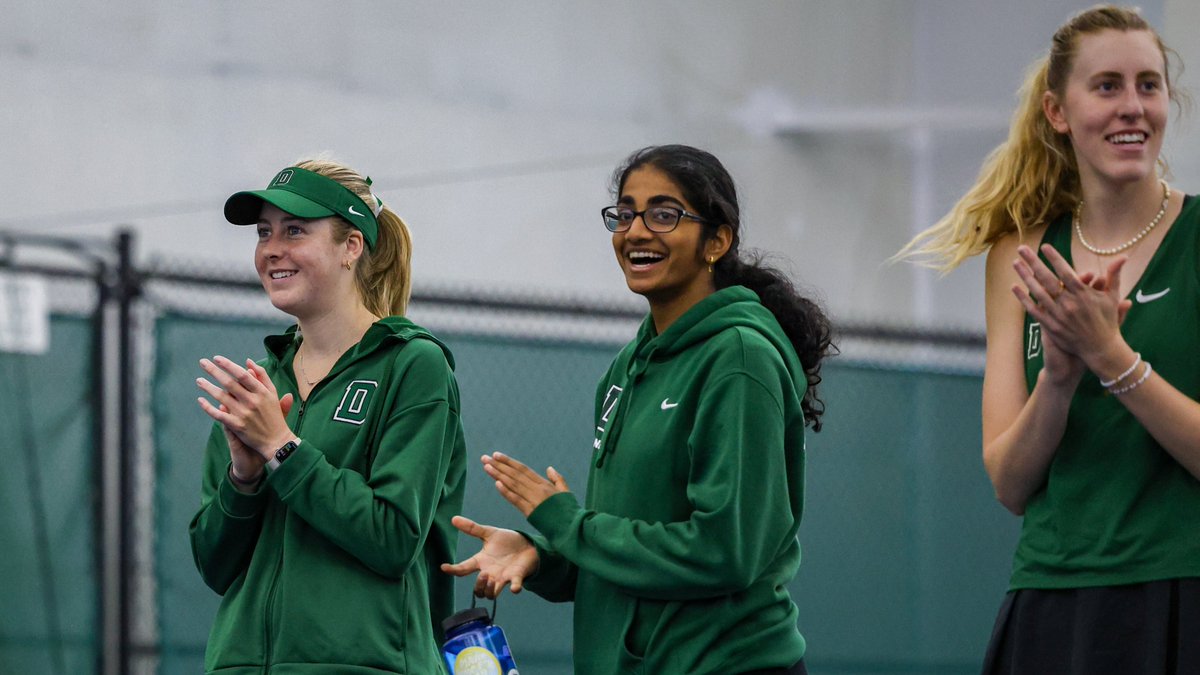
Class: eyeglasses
601,205,707,233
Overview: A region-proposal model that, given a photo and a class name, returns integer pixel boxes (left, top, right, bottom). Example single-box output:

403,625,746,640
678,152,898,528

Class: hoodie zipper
262,379,314,672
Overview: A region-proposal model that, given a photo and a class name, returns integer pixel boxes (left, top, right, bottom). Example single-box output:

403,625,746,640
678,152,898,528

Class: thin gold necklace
297,344,318,386
1074,180,1170,256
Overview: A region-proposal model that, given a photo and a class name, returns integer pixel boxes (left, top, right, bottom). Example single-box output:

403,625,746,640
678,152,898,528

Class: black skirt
982,578,1200,674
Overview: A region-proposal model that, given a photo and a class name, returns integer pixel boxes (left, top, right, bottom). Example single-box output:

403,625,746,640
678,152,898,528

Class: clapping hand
483,452,571,517
441,516,541,598
1012,244,1132,375
196,356,295,478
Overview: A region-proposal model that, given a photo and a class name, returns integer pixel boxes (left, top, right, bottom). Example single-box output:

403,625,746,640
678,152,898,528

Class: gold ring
1049,280,1065,300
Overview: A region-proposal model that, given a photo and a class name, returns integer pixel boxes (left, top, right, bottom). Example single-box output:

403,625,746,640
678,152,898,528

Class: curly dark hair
612,144,835,430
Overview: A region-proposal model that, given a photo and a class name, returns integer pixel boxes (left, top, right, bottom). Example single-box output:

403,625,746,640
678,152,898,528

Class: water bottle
441,596,519,675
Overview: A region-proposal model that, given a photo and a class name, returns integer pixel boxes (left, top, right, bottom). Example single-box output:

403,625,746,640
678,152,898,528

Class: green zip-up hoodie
525,286,808,674
189,317,466,674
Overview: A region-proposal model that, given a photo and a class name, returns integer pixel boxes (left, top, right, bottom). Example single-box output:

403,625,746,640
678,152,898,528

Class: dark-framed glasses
601,205,707,233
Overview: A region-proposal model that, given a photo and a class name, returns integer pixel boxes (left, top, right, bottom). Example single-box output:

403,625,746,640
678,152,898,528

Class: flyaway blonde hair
896,5,1180,272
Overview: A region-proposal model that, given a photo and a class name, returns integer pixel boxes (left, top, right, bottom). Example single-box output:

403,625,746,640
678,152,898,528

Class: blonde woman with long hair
902,6,1200,673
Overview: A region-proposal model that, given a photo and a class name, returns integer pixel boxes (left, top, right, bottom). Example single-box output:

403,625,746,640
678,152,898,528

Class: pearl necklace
1074,180,1170,256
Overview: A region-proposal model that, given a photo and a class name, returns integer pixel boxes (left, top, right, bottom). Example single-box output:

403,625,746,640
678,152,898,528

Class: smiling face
254,202,362,320
612,165,730,330
1043,28,1168,192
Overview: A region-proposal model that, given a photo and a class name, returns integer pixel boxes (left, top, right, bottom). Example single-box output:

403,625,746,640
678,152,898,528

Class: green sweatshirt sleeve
267,340,462,579
527,371,799,601
521,361,625,603
189,423,270,594
521,532,578,602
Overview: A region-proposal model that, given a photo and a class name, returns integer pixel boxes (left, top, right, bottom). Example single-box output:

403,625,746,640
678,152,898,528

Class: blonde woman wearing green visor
190,159,467,674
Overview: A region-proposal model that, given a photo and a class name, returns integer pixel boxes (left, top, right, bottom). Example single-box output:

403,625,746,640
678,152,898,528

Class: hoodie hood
593,285,805,468
630,285,801,385
264,316,455,371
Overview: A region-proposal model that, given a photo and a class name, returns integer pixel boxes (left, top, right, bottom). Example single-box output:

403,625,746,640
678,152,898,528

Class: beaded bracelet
1109,361,1152,395
1100,353,1142,388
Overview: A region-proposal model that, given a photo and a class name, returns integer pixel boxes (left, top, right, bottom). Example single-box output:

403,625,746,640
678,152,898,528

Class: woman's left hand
197,356,294,458
482,452,570,517
1012,244,1130,362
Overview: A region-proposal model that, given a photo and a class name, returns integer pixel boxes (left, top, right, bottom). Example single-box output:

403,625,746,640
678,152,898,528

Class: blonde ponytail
360,208,413,316
296,158,414,317
896,58,1077,271
896,5,1176,272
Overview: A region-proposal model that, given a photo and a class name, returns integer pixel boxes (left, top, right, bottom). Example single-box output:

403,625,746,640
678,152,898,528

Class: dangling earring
707,256,715,273
343,260,352,270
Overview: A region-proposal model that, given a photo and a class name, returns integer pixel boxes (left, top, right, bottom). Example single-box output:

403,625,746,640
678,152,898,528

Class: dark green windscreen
0,316,98,675
153,313,1015,675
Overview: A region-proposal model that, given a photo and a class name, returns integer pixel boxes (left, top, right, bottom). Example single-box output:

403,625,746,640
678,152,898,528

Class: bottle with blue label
441,596,519,675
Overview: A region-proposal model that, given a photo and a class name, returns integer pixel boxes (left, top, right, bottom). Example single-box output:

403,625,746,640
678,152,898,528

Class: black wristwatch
267,439,300,471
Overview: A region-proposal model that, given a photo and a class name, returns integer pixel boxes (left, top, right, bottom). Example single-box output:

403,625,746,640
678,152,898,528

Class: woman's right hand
1013,245,1130,365
1037,315,1088,388
212,365,293,488
441,516,540,598
1012,249,1133,387
221,404,267,482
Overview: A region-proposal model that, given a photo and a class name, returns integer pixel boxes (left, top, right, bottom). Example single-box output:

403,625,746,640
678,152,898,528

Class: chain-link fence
3,231,1017,675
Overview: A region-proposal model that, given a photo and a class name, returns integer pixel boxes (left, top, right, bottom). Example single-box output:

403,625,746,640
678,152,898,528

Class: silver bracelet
1100,353,1141,388
1109,361,1152,395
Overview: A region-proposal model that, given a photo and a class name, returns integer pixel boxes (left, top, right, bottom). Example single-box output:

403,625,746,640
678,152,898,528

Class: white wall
1165,0,1200,187
2,0,1190,330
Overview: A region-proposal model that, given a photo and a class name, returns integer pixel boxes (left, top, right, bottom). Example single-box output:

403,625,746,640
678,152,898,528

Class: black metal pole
116,231,138,675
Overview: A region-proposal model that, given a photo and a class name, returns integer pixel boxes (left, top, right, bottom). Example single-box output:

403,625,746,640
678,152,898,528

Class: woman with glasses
189,158,467,674
900,6,1200,672
444,144,832,674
